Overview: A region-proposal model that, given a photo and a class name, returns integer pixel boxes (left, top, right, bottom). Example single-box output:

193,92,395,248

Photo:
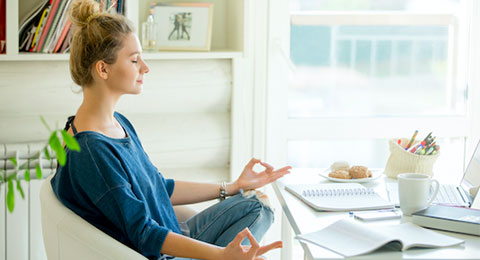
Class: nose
140,59,150,74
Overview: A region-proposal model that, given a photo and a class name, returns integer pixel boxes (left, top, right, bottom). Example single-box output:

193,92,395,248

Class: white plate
319,168,383,183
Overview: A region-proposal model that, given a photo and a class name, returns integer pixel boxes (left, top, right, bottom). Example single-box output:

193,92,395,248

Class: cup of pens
384,131,440,179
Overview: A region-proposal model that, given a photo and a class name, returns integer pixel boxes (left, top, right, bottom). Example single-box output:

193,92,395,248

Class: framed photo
153,3,214,51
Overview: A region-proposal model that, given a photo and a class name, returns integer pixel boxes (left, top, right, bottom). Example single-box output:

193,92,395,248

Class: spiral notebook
285,183,395,211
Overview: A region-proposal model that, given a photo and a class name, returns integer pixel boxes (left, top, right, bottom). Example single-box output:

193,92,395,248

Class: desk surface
273,168,480,260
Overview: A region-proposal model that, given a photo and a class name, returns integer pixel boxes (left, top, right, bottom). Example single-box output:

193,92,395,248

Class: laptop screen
461,140,480,209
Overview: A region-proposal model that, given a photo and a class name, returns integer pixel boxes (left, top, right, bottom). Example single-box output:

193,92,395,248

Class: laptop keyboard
433,184,465,205
386,183,466,207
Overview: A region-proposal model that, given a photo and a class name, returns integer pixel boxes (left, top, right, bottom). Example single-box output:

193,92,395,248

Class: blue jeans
168,191,274,260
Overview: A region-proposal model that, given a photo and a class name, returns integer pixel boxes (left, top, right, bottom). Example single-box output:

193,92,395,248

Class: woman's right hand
219,228,283,260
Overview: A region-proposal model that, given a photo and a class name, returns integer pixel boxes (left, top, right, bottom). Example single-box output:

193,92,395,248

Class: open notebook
297,219,464,257
285,183,394,211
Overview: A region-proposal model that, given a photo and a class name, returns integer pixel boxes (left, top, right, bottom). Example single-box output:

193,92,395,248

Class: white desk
273,168,480,260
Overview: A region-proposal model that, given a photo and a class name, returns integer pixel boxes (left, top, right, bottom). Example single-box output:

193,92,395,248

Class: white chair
40,174,196,260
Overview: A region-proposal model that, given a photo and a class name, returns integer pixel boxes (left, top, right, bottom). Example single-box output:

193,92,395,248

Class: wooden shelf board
0,49,243,61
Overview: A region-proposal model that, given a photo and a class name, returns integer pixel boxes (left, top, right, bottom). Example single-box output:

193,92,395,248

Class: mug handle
427,179,440,206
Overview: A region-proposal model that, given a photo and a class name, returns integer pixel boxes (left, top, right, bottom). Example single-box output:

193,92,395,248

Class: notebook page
296,219,393,257
383,222,464,250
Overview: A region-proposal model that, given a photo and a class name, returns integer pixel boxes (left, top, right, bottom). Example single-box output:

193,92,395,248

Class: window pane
287,138,464,184
290,0,460,12
289,25,465,117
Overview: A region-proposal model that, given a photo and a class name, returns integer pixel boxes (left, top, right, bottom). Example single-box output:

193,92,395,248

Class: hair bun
69,0,100,26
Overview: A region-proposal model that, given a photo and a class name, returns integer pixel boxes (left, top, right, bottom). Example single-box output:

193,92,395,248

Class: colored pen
409,141,425,153
405,130,418,150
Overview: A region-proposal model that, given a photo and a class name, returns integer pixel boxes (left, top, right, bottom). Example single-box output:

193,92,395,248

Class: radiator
1,142,57,260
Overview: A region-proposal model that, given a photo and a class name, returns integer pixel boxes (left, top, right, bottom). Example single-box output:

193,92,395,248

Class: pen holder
384,138,440,179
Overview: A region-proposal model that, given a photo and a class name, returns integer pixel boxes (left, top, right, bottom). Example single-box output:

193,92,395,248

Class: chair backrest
40,175,147,260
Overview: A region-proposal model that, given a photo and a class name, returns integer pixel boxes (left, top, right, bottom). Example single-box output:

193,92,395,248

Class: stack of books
18,0,125,54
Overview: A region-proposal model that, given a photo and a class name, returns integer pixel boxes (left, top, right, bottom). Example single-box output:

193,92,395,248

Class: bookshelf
0,0,246,60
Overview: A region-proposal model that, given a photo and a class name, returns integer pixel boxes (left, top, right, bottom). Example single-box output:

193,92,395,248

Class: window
283,0,470,184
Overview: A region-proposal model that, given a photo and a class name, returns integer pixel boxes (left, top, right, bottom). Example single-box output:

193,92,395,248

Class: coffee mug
398,173,440,216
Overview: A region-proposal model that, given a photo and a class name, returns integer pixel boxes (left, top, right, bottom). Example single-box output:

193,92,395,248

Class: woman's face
105,33,149,95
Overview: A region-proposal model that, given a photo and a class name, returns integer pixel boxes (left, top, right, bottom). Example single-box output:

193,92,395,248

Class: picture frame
153,3,214,51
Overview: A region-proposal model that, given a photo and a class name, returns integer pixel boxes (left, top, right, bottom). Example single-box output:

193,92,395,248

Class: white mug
398,173,440,216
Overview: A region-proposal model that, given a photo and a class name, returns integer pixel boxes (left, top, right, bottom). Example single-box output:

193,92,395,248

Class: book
0,0,5,53
296,219,464,257
285,183,394,211
18,0,49,38
46,0,72,53
36,0,60,52
41,0,68,53
53,19,71,53
18,0,50,52
412,205,480,236
30,7,49,51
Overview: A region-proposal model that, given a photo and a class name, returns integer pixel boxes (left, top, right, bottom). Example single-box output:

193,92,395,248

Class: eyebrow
130,51,140,56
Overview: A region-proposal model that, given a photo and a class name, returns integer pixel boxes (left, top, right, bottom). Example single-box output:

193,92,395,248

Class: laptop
387,139,480,209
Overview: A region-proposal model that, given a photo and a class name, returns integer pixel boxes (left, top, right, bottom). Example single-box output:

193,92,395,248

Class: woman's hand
233,158,291,192
219,228,283,260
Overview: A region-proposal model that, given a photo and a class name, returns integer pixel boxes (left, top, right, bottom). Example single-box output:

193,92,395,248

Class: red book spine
36,0,61,52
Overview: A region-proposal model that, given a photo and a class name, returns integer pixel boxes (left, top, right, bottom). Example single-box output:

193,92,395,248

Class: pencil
405,130,418,150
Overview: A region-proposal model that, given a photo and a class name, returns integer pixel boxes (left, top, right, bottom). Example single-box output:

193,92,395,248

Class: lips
136,80,143,84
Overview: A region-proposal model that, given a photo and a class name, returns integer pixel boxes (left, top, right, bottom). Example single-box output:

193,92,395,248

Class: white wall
0,58,234,260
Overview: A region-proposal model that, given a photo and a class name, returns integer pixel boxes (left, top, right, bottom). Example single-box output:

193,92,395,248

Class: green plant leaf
7,179,14,213
16,180,25,199
10,157,17,167
36,164,42,180
44,147,51,160
61,130,81,151
40,115,52,132
49,131,66,166
24,168,30,182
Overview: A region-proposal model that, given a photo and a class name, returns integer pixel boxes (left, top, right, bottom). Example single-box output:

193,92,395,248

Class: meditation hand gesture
220,228,283,260
234,158,291,191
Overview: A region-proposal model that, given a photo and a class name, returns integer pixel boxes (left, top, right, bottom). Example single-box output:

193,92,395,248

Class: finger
269,172,290,183
260,161,274,172
245,229,260,258
257,241,283,255
233,228,249,246
274,166,292,174
246,158,261,170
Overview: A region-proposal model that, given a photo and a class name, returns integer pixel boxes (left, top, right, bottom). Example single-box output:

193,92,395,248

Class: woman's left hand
234,158,292,191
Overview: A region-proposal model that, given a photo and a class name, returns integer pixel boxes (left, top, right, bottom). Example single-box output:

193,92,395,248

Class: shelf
1,0,247,60
0,49,242,61
142,49,243,60
0,53,69,61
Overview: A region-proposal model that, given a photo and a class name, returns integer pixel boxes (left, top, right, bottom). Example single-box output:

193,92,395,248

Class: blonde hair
69,0,133,87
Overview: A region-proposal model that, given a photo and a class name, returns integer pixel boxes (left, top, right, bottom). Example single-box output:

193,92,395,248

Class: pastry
330,161,350,171
328,170,352,179
348,166,371,179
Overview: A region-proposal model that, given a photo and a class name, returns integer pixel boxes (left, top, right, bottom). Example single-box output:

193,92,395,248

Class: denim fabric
51,112,181,260
167,192,274,260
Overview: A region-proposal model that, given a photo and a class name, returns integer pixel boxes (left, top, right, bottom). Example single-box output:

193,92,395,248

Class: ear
94,60,109,80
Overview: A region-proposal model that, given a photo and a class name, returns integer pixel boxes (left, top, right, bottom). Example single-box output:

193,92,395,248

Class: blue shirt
51,112,181,260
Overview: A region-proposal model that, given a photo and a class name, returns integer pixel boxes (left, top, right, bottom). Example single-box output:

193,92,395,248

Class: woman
51,1,291,259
